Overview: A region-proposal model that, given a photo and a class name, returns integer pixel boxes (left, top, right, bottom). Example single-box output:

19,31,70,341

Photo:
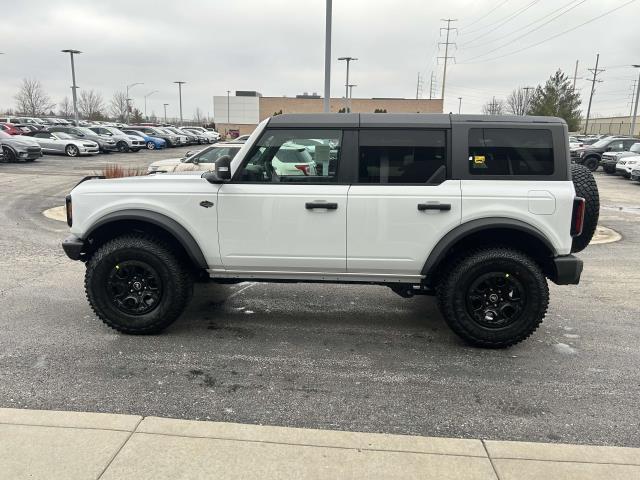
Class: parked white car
147,143,243,173
616,155,640,178
182,127,220,143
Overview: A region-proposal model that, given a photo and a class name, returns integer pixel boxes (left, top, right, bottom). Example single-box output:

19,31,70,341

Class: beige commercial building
580,116,640,136
213,93,443,136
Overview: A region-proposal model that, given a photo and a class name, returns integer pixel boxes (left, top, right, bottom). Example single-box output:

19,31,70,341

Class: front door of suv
347,129,461,276
216,129,349,273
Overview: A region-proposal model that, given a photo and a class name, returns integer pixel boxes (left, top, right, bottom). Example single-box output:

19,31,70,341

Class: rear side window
358,130,446,184
469,128,554,176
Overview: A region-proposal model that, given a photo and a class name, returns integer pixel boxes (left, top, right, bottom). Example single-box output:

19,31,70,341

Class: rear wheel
437,248,548,348
571,164,600,253
146,141,156,150
85,235,193,334
65,144,79,157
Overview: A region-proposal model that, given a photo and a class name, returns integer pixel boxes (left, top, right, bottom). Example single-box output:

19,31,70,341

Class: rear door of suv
347,122,462,276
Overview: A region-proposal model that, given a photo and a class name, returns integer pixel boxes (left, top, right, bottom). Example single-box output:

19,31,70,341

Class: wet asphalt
0,148,639,447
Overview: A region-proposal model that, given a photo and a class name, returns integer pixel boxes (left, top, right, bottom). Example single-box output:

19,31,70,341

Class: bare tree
58,97,73,118
193,107,203,124
14,78,55,116
78,90,105,120
506,87,533,116
482,97,505,115
110,91,129,122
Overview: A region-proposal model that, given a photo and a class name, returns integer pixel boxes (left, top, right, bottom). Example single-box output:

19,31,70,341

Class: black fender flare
421,218,556,279
85,209,207,269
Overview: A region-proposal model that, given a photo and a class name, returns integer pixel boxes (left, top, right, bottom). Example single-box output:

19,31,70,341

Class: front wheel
437,248,549,348
65,144,79,157
146,141,156,150
2,147,16,162
583,156,599,171
116,141,129,153
603,164,616,174
85,235,193,334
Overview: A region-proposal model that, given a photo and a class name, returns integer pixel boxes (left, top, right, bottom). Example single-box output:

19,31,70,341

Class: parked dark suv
571,136,637,171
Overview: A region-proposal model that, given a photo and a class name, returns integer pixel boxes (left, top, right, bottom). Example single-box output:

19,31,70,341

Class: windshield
106,127,126,136
54,132,73,139
631,143,640,153
591,139,610,148
77,127,96,136
188,146,241,164
126,130,145,137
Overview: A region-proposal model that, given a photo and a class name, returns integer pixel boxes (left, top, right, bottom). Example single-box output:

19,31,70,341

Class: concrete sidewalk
1,408,639,479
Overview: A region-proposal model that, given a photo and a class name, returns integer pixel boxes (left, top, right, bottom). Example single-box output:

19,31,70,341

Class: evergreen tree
529,70,581,130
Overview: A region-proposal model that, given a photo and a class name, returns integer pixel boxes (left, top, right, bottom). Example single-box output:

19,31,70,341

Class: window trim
230,127,350,185
354,127,450,186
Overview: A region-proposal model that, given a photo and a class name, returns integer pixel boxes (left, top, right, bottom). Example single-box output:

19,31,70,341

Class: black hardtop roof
267,113,566,128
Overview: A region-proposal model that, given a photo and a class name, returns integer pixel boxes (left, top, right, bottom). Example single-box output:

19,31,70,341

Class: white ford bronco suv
62,114,599,348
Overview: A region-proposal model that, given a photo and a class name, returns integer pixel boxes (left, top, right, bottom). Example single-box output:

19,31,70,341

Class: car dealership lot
0,154,639,448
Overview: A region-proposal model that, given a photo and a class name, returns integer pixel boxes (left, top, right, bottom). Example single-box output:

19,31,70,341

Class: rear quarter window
469,128,554,176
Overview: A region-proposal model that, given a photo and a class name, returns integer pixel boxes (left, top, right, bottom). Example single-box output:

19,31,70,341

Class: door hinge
199,200,214,208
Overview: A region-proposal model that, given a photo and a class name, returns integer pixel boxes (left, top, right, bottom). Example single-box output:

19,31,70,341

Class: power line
460,0,539,37
460,0,638,65
459,0,511,29
461,0,585,57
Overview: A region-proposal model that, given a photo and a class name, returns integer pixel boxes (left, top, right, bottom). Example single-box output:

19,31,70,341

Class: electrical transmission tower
584,53,605,134
416,72,423,99
429,72,437,99
438,18,457,100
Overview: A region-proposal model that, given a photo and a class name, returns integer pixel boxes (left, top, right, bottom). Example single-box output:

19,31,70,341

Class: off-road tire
582,156,599,172
603,164,616,174
437,248,549,348
571,164,599,253
85,234,193,334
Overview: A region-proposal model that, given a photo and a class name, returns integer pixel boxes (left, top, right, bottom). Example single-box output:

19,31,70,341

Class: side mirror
203,155,231,184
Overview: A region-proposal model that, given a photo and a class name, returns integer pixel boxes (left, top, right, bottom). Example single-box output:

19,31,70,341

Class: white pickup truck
62,113,599,348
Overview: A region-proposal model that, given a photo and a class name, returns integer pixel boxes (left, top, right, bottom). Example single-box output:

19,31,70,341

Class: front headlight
579,151,585,157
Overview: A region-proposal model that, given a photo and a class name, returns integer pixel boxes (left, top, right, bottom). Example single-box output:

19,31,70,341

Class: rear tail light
571,197,585,237
294,164,310,176
65,194,73,227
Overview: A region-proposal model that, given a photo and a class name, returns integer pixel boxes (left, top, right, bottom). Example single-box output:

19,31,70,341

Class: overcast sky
1,0,638,121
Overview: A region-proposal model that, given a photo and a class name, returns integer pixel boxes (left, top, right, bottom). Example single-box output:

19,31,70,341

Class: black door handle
418,203,451,211
305,202,338,210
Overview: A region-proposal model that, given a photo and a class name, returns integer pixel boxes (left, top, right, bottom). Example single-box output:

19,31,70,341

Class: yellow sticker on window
473,155,486,164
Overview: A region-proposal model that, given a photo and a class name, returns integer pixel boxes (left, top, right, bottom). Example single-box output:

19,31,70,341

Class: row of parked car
0,117,221,162
570,134,640,183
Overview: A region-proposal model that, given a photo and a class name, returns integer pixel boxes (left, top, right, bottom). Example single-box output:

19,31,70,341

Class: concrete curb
1,408,639,479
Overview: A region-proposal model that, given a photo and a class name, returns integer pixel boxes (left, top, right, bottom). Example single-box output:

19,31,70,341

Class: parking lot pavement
0,159,639,448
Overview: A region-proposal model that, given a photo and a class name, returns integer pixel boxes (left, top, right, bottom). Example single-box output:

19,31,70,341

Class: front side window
237,129,341,182
188,146,240,164
469,128,554,176
358,129,446,184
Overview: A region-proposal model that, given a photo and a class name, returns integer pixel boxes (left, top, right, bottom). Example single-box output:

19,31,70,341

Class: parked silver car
48,126,118,152
0,130,43,162
89,126,144,152
29,131,99,157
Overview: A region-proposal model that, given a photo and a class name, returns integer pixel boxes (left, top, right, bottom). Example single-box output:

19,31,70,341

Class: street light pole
226,90,231,129
631,65,640,137
163,103,169,124
174,81,186,125
338,57,357,112
125,82,143,123
144,90,158,120
348,84,357,112
458,97,462,114
61,49,81,126
323,0,332,112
